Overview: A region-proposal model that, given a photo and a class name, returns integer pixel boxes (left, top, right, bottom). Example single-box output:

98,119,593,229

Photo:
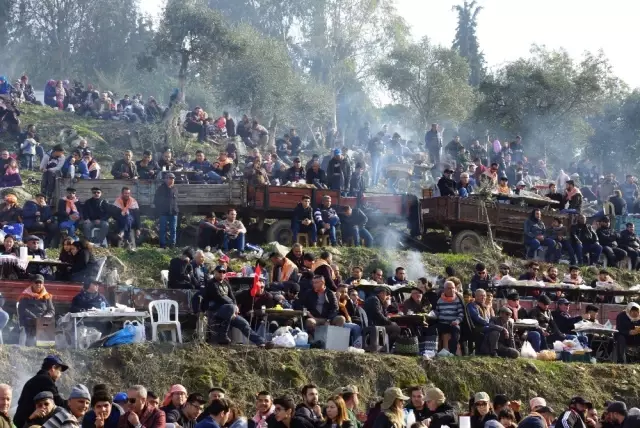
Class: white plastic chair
160,270,169,288
149,300,182,343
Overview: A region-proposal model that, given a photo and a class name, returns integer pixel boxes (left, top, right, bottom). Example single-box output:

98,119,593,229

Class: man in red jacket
118,385,165,428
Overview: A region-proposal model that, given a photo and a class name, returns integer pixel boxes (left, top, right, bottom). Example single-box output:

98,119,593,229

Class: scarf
4,194,17,205
440,294,457,303
474,302,489,319
218,157,233,167
252,406,274,428
565,186,581,201
19,285,51,300
312,259,335,279
507,301,521,321
65,196,78,214
162,384,187,407
114,196,139,216
271,258,296,283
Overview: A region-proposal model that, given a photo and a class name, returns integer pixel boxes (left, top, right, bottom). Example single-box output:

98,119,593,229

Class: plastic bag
404,409,416,428
437,348,453,358
77,326,102,349
294,332,309,346
123,320,145,343
272,332,296,348
105,325,136,347
520,341,537,359
553,340,565,352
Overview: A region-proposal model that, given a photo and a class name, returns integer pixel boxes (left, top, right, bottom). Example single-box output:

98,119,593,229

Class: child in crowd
20,132,37,170
1,157,22,187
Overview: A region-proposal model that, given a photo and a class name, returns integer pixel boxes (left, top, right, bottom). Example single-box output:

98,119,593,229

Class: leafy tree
474,46,623,161
452,0,485,86
137,0,244,100
375,37,475,129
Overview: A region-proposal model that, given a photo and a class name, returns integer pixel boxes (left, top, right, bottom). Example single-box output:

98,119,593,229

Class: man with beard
295,385,322,422
557,397,589,428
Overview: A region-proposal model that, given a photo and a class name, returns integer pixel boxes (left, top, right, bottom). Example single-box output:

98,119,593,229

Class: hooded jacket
14,369,66,428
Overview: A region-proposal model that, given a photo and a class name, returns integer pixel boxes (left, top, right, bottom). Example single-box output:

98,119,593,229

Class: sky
140,0,640,88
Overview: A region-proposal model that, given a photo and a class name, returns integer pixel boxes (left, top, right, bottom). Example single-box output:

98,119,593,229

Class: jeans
22,154,34,170
208,304,264,345
622,247,639,270
437,323,460,355
527,330,545,352
371,156,381,186
224,233,245,252
206,171,224,184
525,237,556,261
344,322,362,347
342,225,373,247
602,246,627,267
159,215,178,247
573,242,603,265
82,220,109,244
59,220,77,238
556,239,577,264
292,222,317,243
319,217,340,245
116,214,136,246
565,334,589,348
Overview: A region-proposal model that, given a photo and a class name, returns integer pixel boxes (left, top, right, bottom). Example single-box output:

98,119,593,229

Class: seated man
234,275,276,330
314,195,339,246
292,195,317,245
518,262,540,281
364,286,401,346
269,252,299,284
551,298,587,347
18,275,54,347
571,214,602,265
614,302,640,363
168,249,196,289
22,193,58,248
190,150,212,175
24,235,52,278
305,161,327,188
57,187,81,239
482,306,519,358
387,266,409,286
563,265,584,285
469,263,491,293
82,187,110,246
198,213,224,250
526,294,563,352
69,279,108,313
584,304,599,323
111,150,138,179
40,144,65,200
619,222,640,270
548,217,577,265
285,243,305,270
80,150,100,179
434,281,466,355
113,186,140,249
467,289,491,354
340,206,373,247
221,209,246,253
402,288,431,314
597,216,627,267
190,250,209,290
275,134,293,166
207,152,234,184
285,158,305,183
136,150,159,179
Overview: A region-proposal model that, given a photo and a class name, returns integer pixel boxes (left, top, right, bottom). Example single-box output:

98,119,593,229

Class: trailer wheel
266,219,293,246
451,230,483,254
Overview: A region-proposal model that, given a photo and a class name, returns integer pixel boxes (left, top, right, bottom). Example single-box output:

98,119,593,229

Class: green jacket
347,408,362,428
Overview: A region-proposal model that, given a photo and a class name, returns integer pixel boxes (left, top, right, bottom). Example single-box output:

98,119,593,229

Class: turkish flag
250,264,262,297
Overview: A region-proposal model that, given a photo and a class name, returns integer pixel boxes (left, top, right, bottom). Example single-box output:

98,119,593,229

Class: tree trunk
178,53,189,102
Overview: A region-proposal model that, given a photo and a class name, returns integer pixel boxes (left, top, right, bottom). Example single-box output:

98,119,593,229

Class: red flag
250,264,262,297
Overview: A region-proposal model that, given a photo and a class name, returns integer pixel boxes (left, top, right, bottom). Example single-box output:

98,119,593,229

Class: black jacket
470,412,497,428
226,117,236,137
202,278,235,311
349,172,366,194
570,223,599,246
57,199,78,223
69,290,109,313
285,167,305,183
597,226,619,248
14,370,65,428
340,209,368,229
469,274,491,293
620,230,640,250
364,295,391,326
438,176,457,196
300,289,338,320
528,306,561,335
305,168,326,186
82,197,110,221
417,403,458,428
111,159,138,179
551,309,582,335
168,257,195,289
136,160,159,179
154,183,179,216
293,203,314,225
616,311,640,336
609,195,627,216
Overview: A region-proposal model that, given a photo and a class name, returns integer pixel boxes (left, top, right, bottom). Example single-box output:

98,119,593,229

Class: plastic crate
560,350,592,363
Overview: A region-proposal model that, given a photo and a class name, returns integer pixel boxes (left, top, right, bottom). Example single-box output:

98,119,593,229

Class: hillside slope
1,344,639,414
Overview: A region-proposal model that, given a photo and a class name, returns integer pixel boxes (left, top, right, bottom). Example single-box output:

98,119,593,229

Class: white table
65,311,149,349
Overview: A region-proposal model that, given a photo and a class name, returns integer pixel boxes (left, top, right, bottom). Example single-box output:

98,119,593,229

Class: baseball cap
381,388,409,411
444,168,454,174
33,391,54,403
214,265,227,272
607,402,628,416
474,392,490,403
25,235,39,242
498,306,512,315
165,172,176,178
557,298,570,305
333,149,342,156
113,392,128,403
42,355,69,371
571,396,588,406
529,397,547,410
538,294,552,305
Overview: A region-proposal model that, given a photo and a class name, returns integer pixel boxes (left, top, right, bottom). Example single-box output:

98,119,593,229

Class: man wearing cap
437,169,457,197
58,187,81,239
527,294,562,352
551,299,588,347
14,355,69,428
202,265,265,345
70,279,109,313
364,286,401,345
483,306,518,358
285,158,305,183
40,144,65,199
420,387,457,428
326,149,348,192
25,234,52,277
82,187,110,246
43,384,91,428
557,397,589,428
23,193,58,248
154,172,179,248
166,393,205,428
607,402,637,428
24,392,57,427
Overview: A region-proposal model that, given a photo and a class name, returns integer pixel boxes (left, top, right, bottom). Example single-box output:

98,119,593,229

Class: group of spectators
3,354,640,428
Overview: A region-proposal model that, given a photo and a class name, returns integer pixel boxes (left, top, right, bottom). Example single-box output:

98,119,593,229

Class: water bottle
302,307,308,317
261,305,266,314
100,302,106,311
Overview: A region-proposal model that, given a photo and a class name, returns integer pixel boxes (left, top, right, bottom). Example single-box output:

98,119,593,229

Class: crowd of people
1,355,639,428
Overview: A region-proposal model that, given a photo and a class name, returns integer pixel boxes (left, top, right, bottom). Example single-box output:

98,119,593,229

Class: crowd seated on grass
4,355,640,428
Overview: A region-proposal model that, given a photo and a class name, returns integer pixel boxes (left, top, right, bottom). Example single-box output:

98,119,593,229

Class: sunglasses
476,402,488,407
128,398,137,404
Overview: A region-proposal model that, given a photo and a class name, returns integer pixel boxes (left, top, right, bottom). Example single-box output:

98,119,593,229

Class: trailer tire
266,219,293,246
451,230,483,254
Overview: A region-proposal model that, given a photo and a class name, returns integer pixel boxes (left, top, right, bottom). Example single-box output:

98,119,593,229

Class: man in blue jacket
195,399,231,428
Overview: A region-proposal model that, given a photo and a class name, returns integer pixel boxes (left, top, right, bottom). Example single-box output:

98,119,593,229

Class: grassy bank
1,344,639,413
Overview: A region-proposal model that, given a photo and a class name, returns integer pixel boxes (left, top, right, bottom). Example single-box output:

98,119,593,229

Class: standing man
82,187,110,246
326,149,347,192
154,173,179,248
14,355,69,428
425,124,442,165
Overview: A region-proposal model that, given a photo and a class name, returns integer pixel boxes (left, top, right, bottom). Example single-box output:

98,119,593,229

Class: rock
524,361,540,374
1,186,33,204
